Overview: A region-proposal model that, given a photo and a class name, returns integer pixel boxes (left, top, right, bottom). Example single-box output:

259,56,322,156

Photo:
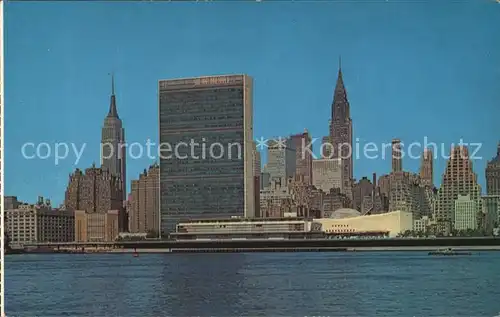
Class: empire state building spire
108,73,119,118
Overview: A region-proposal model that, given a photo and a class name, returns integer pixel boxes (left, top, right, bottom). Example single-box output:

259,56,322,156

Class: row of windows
161,168,244,176
160,123,244,132
162,157,245,165
160,151,245,160
160,100,243,112
326,229,357,233
164,187,244,193
160,88,242,101
163,114,243,122
161,129,243,138
163,191,244,197
160,133,245,143
164,197,244,202
162,210,243,217
160,104,244,115
163,180,244,187
330,224,350,228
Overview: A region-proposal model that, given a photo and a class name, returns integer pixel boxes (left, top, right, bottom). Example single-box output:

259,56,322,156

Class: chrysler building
329,58,353,200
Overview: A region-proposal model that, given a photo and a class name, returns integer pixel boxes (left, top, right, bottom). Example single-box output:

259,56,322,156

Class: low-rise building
5,196,75,246
413,216,432,233
74,210,119,242
172,209,413,240
173,217,313,240
37,208,75,243
6,204,37,246
314,209,413,238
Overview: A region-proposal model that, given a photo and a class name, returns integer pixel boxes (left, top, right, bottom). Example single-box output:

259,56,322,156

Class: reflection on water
6,252,500,316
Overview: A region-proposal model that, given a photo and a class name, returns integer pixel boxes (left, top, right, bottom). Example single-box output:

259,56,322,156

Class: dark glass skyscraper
159,75,254,234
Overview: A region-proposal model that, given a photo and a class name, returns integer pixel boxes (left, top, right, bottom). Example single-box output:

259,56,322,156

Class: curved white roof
330,208,361,219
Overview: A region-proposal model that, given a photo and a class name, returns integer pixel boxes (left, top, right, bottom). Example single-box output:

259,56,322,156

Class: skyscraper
481,195,499,234
386,143,433,219
420,148,434,187
391,139,402,173
378,174,391,198
434,146,482,233
252,142,261,217
291,129,313,185
0,5,4,312
329,59,353,199
352,177,373,212
360,173,390,215
266,137,296,183
252,141,261,177
388,171,419,214
159,75,254,234
101,75,126,201
321,135,332,158
454,194,478,231
486,142,500,196
65,165,124,214
312,158,343,193
129,164,160,235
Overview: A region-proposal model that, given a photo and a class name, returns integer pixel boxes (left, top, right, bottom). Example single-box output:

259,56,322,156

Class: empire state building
101,75,127,201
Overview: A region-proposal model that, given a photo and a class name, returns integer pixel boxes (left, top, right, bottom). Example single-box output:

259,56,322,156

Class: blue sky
5,2,500,205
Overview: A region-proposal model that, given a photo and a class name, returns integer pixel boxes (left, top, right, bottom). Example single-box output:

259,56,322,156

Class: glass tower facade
159,75,254,234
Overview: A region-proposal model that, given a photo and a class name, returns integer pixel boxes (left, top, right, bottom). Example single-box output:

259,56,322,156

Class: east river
5,252,500,316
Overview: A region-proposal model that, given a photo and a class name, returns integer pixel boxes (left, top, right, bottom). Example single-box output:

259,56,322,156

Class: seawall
22,238,500,254
115,237,500,250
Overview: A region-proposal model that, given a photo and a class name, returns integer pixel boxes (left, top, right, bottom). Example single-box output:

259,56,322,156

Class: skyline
5,2,500,205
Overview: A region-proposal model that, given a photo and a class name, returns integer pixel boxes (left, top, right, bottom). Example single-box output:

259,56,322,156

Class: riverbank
121,246,500,253
12,245,500,254
349,245,500,251
17,237,500,254
120,245,500,253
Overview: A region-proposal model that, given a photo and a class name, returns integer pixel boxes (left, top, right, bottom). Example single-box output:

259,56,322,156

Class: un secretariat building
159,75,255,234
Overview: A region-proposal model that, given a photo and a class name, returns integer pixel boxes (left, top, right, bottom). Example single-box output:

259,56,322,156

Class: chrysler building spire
332,57,349,121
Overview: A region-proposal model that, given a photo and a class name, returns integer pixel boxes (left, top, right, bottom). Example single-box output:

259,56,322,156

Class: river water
5,252,500,316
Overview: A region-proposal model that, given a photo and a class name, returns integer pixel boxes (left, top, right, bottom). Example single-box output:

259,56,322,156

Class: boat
132,248,139,257
428,248,472,256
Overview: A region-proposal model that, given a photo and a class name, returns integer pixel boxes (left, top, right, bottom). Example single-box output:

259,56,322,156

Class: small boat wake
428,248,472,256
